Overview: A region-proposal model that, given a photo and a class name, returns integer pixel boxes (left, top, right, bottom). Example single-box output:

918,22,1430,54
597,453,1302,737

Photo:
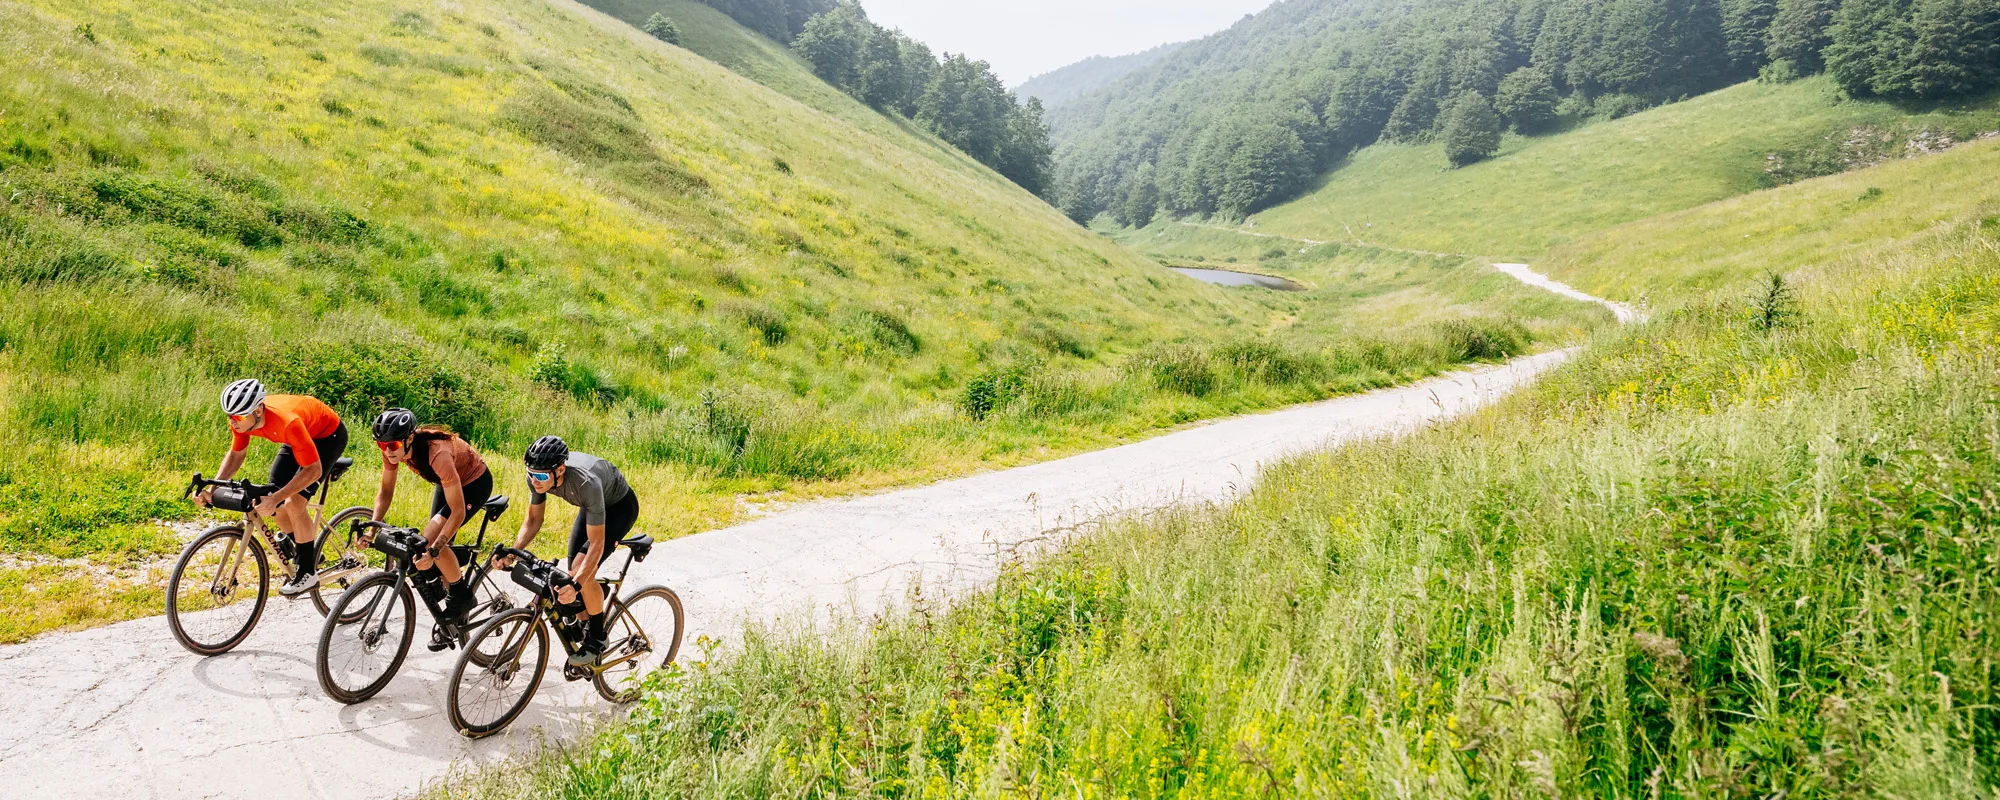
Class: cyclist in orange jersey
196,379,350,597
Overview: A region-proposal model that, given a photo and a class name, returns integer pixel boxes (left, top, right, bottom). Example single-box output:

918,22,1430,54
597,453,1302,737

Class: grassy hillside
0,0,1592,640
1538,135,2000,302
441,107,2000,799
1249,78,2000,258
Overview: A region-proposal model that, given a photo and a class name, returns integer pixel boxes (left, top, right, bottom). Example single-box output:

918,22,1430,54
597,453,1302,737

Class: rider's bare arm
197,449,250,507
432,452,467,546
372,461,397,522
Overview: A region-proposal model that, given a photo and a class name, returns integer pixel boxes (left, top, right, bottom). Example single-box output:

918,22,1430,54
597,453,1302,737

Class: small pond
1170,267,1308,292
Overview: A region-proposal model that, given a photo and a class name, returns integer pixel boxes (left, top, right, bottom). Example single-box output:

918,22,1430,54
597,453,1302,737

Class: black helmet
372,408,417,443
525,435,570,470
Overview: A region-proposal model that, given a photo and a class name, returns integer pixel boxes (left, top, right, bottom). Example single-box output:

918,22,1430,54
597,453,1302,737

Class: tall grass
432,214,2000,800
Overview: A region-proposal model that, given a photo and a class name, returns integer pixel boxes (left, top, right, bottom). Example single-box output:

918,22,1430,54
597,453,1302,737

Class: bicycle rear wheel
308,506,381,618
316,571,416,704
449,608,549,739
166,526,269,656
592,585,685,703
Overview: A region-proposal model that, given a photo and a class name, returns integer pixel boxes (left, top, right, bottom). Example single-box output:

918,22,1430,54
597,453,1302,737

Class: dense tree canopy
791,4,1054,196
1047,0,2000,223
693,0,835,42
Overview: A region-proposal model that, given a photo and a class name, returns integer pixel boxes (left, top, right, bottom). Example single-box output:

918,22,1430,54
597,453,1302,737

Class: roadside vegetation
0,0,1585,641
431,108,2000,799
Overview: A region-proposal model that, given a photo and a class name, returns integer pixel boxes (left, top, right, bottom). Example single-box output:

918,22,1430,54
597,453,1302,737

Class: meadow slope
0,0,1593,640
445,101,2000,797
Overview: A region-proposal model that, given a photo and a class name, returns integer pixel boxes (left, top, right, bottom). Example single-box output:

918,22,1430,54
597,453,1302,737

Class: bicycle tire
592,585,685,703
166,525,269,656
448,608,549,739
308,505,380,617
316,571,416,704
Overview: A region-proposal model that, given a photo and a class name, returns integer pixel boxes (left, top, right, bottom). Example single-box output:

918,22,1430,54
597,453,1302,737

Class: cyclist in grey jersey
499,437,639,666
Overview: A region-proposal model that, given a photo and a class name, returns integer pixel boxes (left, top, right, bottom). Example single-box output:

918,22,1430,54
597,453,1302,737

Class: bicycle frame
188,471,367,594
494,545,653,677
355,501,512,639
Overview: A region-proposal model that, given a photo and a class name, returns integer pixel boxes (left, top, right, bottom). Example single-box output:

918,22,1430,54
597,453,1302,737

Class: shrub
726,302,789,345
1024,322,1094,359
1495,67,1559,133
1749,272,1800,331
530,341,620,405
853,308,920,356
960,362,1037,420
1433,317,1530,361
1131,344,1217,396
1215,340,1322,385
258,337,492,438
642,13,683,45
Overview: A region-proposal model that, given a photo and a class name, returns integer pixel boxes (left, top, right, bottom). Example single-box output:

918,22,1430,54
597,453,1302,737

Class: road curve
0,350,1575,800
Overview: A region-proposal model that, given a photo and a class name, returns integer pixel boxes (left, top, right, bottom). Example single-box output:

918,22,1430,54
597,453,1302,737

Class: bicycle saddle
620,535,654,562
481,495,510,519
326,457,355,483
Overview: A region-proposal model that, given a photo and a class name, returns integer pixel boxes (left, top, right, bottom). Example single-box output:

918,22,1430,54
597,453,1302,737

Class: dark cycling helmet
220,379,265,416
372,408,417,442
525,435,570,470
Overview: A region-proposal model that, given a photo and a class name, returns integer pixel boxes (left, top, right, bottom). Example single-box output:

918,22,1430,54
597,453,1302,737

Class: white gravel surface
0,351,1574,800
1494,262,1648,323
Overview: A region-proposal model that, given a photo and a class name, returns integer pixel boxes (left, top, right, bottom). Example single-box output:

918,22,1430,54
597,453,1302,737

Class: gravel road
0,350,1575,800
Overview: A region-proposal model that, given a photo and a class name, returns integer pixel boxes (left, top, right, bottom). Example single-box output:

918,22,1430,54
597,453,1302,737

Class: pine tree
1764,0,1839,75
1495,67,1560,132
641,13,682,45
1442,92,1504,167
1825,0,1915,96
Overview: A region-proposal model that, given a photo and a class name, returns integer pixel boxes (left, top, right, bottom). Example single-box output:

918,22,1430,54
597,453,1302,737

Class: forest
1047,0,2000,225
691,0,1055,196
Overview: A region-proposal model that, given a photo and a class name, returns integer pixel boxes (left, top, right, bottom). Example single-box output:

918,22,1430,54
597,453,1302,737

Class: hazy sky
862,0,1279,86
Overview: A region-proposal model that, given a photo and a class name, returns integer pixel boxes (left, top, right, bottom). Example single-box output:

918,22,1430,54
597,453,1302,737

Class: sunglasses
527,470,553,483
376,440,405,453
228,414,252,423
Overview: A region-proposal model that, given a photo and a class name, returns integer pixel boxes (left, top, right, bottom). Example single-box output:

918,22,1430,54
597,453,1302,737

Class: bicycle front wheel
449,608,549,739
593,585,685,703
309,506,384,618
317,571,416,704
166,525,269,656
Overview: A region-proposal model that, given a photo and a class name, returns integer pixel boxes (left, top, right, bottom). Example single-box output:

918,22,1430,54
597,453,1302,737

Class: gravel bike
166,461,375,656
315,495,519,704
446,539,683,739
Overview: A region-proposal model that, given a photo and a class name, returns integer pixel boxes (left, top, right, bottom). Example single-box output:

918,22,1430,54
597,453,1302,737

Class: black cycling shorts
568,490,639,561
269,421,349,497
429,470,495,526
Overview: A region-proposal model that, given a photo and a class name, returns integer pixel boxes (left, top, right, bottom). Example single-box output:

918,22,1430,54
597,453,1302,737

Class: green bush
642,13,682,45
959,362,1037,420
530,342,620,406
726,302,789,345
1023,322,1094,359
1433,316,1530,361
1130,344,1217,396
854,308,920,356
259,337,493,438
1215,339,1323,385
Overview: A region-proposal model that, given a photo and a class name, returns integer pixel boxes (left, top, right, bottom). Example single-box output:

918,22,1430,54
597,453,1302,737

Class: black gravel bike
314,495,519,704
446,539,684,739
167,462,375,656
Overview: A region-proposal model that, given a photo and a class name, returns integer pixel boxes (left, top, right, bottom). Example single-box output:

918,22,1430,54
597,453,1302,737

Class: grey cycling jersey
529,451,633,526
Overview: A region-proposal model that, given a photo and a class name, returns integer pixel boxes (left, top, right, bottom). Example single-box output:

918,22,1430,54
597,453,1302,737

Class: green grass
0,0,1598,641
1247,77,2000,258
1539,135,2000,303
437,108,2000,796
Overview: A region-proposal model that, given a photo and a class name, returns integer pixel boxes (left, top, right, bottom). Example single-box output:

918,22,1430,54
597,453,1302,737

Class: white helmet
220,379,266,416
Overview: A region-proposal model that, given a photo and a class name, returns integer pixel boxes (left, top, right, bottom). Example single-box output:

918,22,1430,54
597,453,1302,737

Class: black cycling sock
295,538,319,574
586,611,606,645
